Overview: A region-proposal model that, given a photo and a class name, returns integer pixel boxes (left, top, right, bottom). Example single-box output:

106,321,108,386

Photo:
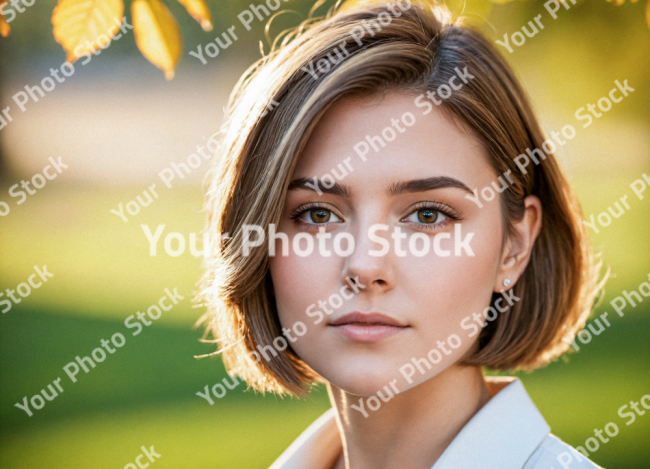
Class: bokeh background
0,0,649,467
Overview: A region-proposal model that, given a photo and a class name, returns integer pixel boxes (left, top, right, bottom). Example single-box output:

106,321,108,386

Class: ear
494,195,542,292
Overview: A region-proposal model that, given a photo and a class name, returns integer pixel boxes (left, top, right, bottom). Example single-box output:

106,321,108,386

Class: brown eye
417,209,439,224
310,209,332,223
294,206,342,225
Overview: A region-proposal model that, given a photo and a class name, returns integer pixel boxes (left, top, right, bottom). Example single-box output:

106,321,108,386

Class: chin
321,351,462,397
316,360,405,396
330,375,392,396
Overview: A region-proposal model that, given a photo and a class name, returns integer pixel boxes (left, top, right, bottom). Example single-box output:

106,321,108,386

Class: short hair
198,0,602,396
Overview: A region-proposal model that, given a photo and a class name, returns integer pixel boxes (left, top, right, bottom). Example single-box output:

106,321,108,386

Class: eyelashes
289,202,343,231
289,201,462,231
400,201,461,232
289,202,340,221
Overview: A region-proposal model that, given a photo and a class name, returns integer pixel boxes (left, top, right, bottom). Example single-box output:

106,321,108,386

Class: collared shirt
269,377,603,469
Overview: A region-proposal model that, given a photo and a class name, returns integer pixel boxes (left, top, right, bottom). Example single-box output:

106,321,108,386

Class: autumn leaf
177,0,213,31
646,0,650,27
52,0,125,62
132,0,183,80
0,12,10,37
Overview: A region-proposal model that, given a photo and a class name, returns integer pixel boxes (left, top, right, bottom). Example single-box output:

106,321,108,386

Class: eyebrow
388,176,474,196
288,177,351,197
288,175,472,198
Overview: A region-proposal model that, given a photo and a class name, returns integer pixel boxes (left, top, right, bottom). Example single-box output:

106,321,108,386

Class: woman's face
269,92,506,395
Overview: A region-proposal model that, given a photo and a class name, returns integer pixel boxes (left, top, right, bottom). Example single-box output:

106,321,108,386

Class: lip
330,312,409,342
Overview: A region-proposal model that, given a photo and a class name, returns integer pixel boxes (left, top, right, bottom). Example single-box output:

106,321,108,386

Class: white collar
270,377,550,469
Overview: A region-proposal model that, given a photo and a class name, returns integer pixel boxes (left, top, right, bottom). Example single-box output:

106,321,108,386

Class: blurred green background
0,0,649,468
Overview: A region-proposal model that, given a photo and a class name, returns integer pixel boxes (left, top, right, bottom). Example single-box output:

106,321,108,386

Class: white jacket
269,378,603,469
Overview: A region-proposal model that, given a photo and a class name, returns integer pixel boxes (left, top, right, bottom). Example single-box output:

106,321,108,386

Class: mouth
329,312,409,342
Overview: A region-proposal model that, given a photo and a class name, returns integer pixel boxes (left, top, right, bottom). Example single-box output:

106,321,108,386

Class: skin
268,92,542,469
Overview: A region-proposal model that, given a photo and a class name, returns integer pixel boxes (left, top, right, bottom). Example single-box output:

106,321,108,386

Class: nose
340,223,396,296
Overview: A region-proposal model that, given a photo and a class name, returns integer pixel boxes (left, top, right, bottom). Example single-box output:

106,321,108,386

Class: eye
404,208,447,225
289,202,344,229
298,208,342,224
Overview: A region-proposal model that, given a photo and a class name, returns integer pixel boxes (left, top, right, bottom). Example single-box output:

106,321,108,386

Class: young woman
199,1,603,467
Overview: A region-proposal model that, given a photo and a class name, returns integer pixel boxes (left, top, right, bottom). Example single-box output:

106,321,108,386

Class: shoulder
523,434,604,469
269,408,341,469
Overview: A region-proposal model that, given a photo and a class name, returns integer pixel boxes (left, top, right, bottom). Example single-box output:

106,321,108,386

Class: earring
503,278,511,287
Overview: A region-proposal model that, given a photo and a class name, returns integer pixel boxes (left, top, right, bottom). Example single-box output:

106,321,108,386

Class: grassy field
0,307,648,468
1,180,648,468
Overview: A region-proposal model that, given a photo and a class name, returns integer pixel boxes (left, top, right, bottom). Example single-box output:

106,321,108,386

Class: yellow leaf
176,0,213,31
0,13,10,37
132,0,183,80
647,0,650,28
52,0,125,63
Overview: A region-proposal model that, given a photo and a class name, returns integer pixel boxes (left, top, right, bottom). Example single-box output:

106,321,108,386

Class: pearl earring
503,278,511,287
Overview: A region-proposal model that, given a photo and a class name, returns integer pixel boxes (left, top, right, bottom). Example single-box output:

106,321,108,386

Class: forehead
294,92,495,191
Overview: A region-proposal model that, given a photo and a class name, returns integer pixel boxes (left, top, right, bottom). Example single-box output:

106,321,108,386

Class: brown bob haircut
198,0,602,396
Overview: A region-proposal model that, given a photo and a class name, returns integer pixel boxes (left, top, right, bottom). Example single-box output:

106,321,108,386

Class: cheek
268,246,341,330
268,246,347,381
407,222,502,308
390,221,504,390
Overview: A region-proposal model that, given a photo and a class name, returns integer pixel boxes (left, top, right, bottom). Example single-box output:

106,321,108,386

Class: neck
328,365,490,469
